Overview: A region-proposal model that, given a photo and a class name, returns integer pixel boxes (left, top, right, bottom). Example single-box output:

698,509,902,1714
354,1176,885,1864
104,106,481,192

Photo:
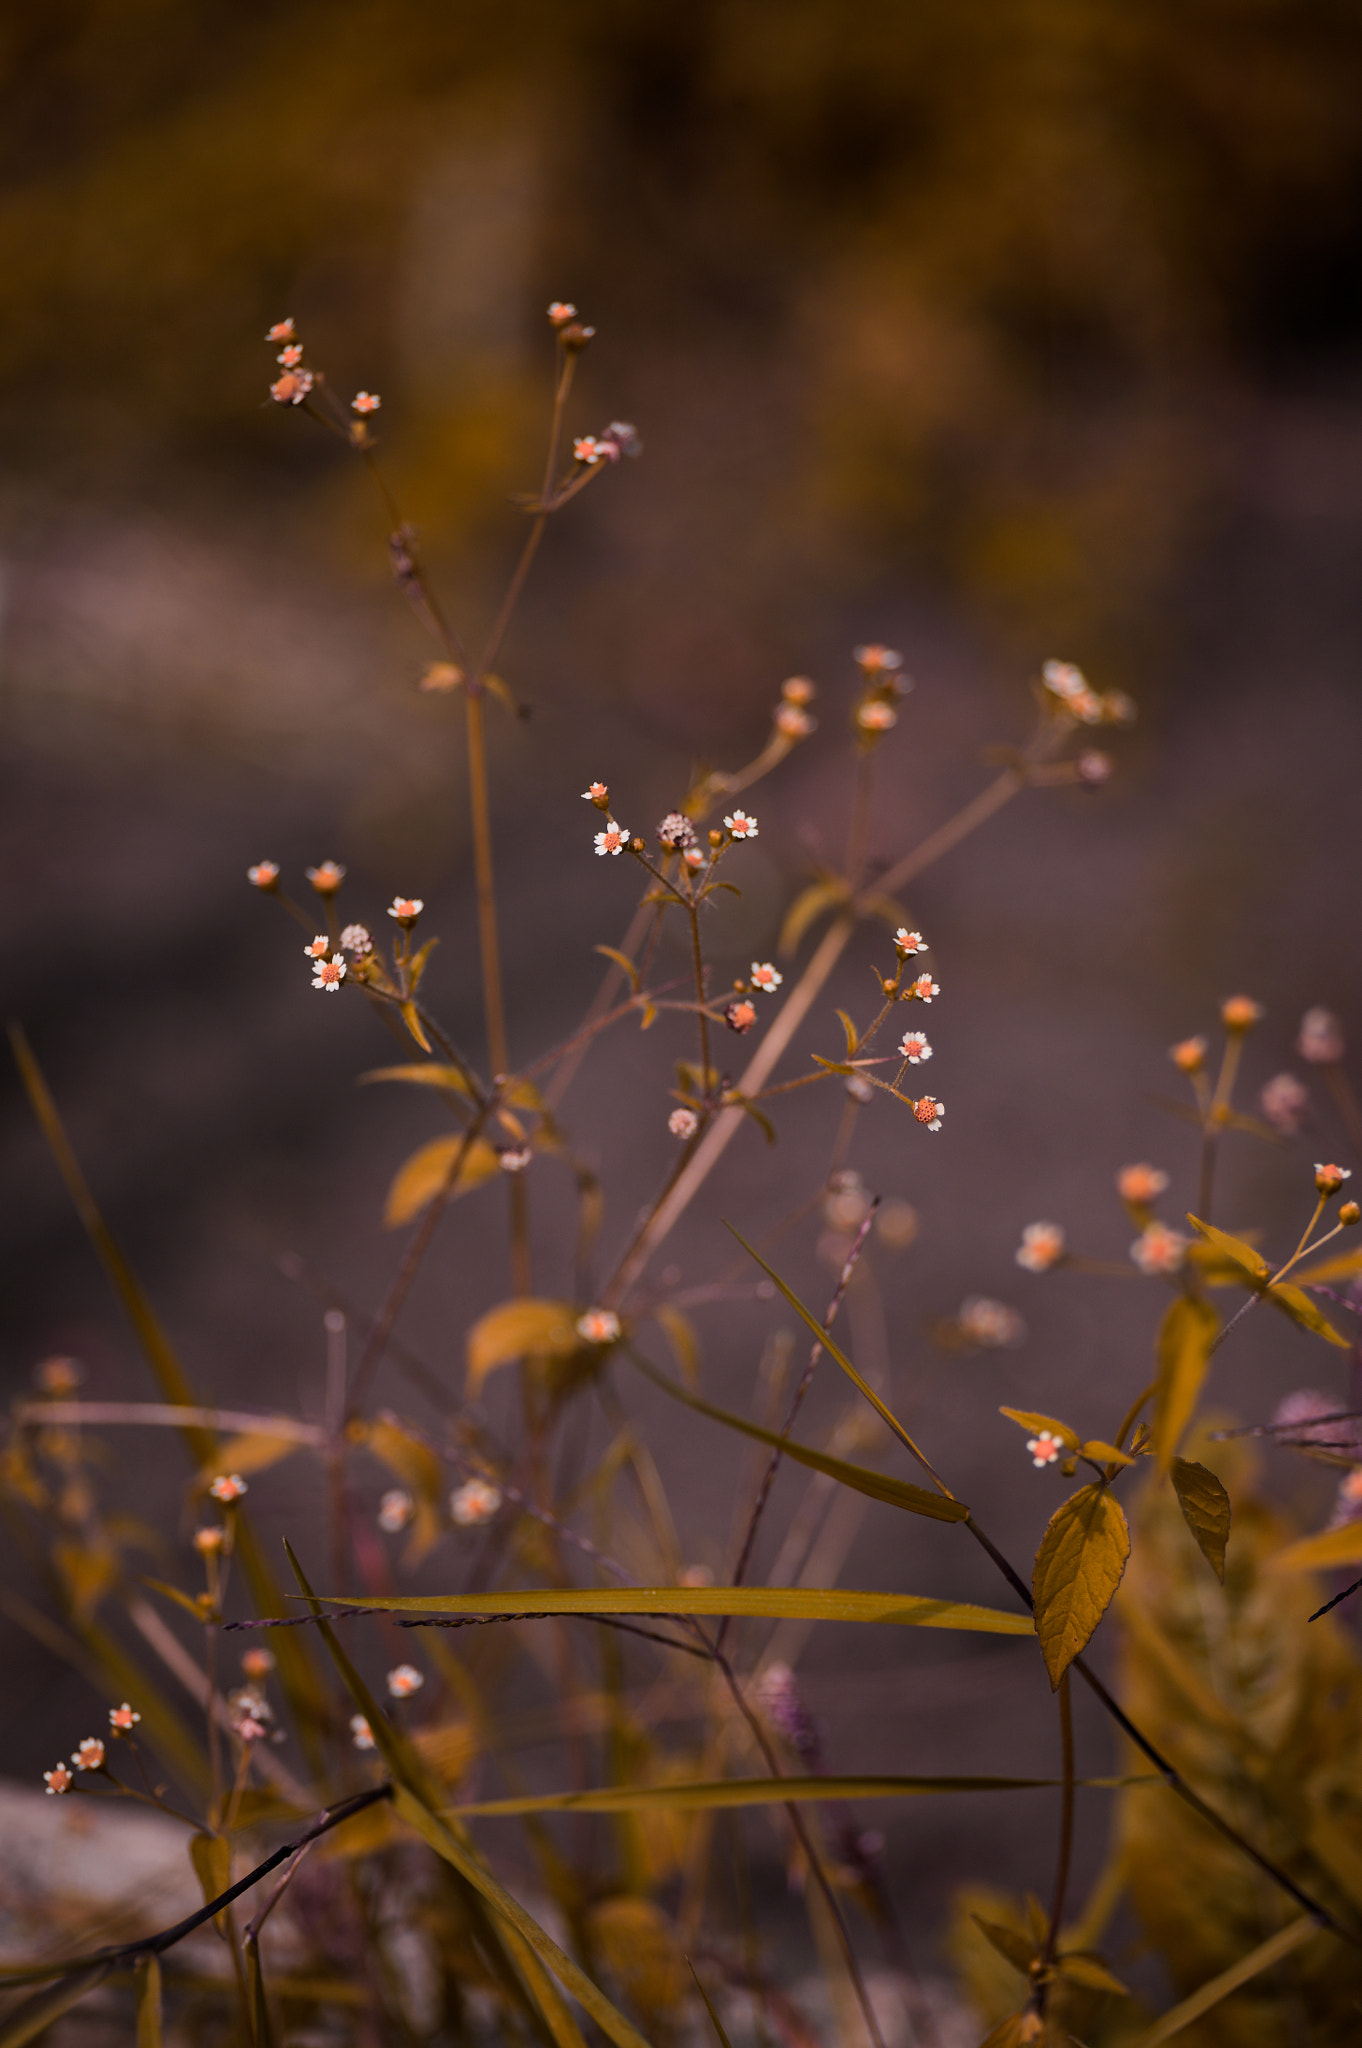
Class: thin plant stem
1040,1672,1075,1987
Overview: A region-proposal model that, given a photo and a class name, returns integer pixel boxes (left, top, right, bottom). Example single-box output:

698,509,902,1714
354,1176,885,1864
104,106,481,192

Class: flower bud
1315,1163,1353,1198
1341,1202,1360,1227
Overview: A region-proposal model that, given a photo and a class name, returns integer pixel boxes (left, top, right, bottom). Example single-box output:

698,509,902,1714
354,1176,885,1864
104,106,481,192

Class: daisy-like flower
387,897,423,925
547,301,577,327
594,823,630,856
854,644,902,674
499,1147,531,1172
668,1107,699,1139
894,929,927,956
43,1764,74,1795
724,810,758,839
774,702,815,738
1299,1008,1345,1065
1026,1432,1062,1468
898,1032,932,1063
350,1714,376,1750
909,973,939,1003
1169,1035,1207,1074
1117,1163,1169,1205
241,1648,275,1679
108,1703,141,1732
1042,660,1088,702
1075,750,1113,785
657,812,696,849
958,1297,1026,1349
247,861,279,889
277,344,303,368
193,1526,225,1554
71,1738,105,1772
1260,1072,1309,1134
270,369,314,406
378,1489,413,1534
1316,1163,1353,1196
750,962,783,992
386,1664,424,1699
913,1096,944,1131
312,954,347,992
726,999,758,1034
306,860,346,894
351,391,381,413
782,675,816,705
451,1478,502,1527
582,781,609,806
574,436,602,465
340,923,373,956
577,1308,621,1345
304,935,330,958
856,701,897,732
1221,994,1263,1032
683,846,706,868
1130,1223,1189,1275
265,319,296,342
1016,1222,1065,1272
209,1473,248,1504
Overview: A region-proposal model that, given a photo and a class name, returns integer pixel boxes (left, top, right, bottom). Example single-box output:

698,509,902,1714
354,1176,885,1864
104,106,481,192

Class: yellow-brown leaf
466,1299,580,1397
384,1135,501,1228
1033,1484,1130,1688
1152,1295,1219,1470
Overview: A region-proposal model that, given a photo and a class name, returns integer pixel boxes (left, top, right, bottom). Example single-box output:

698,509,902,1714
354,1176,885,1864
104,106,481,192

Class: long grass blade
449,1772,1157,1817
0,1966,112,2048
309,1585,1033,1635
1130,1915,1321,2046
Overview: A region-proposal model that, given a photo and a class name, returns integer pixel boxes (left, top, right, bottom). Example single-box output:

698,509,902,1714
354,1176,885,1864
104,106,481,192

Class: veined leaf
312,1584,1034,1634
1186,1215,1269,1284
384,1134,501,1227
1152,1296,1219,1471
1000,1408,1078,1451
632,1352,969,1523
778,879,848,956
1033,1483,1130,1688
1169,1458,1230,1582
362,1062,474,1096
466,1299,580,1397
1264,1282,1349,1347
451,1772,1146,1818
1268,1522,1362,1573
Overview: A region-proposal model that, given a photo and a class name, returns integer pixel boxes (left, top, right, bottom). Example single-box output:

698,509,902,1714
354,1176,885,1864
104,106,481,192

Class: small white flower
1130,1223,1189,1276
894,929,927,955
724,810,758,839
909,974,938,1003
668,1107,699,1138
386,1665,424,1699
247,861,279,889
312,954,347,992
43,1764,74,1795
451,1478,502,1526
350,1714,376,1750
108,1703,141,1732
304,935,330,958
594,824,630,856
209,1474,248,1503
750,962,782,992
958,1298,1025,1348
387,897,424,923
1026,1431,1062,1468
1117,1164,1169,1204
1042,660,1088,701
582,782,608,803
499,1147,532,1173
577,1308,620,1345
351,391,381,414
71,1738,106,1772
1016,1223,1065,1273
898,1032,932,1063
378,1489,413,1533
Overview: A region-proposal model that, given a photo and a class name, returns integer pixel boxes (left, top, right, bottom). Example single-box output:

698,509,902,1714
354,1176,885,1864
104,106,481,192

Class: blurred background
4,0,1362,1996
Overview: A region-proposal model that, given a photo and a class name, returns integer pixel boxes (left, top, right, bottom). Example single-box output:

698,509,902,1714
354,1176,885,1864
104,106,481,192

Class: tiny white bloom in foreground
1016,1222,1065,1273
351,391,381,413
910,974,938,1003
340,923,373,955
43,1764,74,1795
958,1297,1026,1349
1299,1007,1345,1065
894,929,927,955
581,781,608,803
1130,1223,1189,1275
668,1107,699,1139
913,1096,944,1131
247,861,279,889
594,824,630,856
856,701,897,732
1026,1431,1062,1468
108,1703,140,1732
387,897,423,923
350,1714,376,1751
750,962,782,992
1117,1163,1169,1204
378,1489,413,1534
386,1665,424,1699
451,1478,502,1526
724,810,758,839
304,935,330,958
71,1738,105,1772
312,954,346,992
577,1307,620,1345
499,1147,531,1172
209,1474,248,1503
899,1032,932,1063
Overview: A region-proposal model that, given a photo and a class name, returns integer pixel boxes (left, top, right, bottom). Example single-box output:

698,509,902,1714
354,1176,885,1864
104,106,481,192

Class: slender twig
1040,1673,1075,1990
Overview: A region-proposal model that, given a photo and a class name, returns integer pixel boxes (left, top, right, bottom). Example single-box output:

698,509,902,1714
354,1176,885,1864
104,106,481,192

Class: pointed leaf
1152,1296,1219,1470
189,1833,233,1918
1131,1915,1319,2047
1291,1247,1362,1286
1000,1408,1079,1451
594,945,641,993
1170,1459,1231,1582
0,1967,113,2048
399,1001,433,1053
1055,1951,1129,1996
362,1062,474,1096
688,1960,735,2048
970,1916,1036,1977
384,1134,501,1227
651,1306,701,1391
466,1299,580,1397
835,1009,860,1055
1079,1441,1136,1468
1032,1483,1130,1688
1265,1282,1349,1347
1185,1215,1269,1284
197,1432,302,1484
315,1584,1033,1634
452,1772,1144,1817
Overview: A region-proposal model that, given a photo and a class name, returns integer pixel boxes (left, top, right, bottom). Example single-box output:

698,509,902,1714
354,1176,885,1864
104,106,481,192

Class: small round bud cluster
774,675,817,739
1315,1163,1353,1197
1016,1222,1065,1272
853,645,910,743
957,1297,1026,1349
668,1106,699,1139
1260,1072,1308,1134
1221,994,1263,1033
577,1308,621,1346
340,924,373,957
1298,1008,1345,1065
657,812,696,850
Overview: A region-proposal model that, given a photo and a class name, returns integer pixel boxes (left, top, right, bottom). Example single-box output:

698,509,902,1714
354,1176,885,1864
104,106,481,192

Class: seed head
913,1096,944,1131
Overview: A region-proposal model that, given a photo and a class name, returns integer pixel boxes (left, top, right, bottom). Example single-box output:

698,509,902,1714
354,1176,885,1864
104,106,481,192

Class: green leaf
135,1955,163,2048
1032,1483,1130,1689
451,1772,1146,1817
1185,1215,1269,1283
970,1916,1036,1976
466,1299,581,1397
1152,1296,1219,1471
312,1584,1034,1635
1264,1282,1350,1347
1291,1246,1362,1286
384,1134,501,1227
1000,1408,1078,1451
632,1351,969,1524
361,1062,474,1095
140,1576,211,1623
1055,1951,1129,1996
1169,1459,1230,1582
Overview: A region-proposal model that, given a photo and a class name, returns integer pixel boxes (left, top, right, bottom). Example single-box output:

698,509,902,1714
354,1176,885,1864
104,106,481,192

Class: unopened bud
781,675,816,706
708,829,723,848
1170,1035,1207,1074
1315,1163,1353,1198
1221,994,1263,1033
560,322,596,353
1340,1202,1360,1227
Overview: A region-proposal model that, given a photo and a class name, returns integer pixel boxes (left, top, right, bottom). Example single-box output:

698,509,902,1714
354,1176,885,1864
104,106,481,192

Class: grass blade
308,1585,1033,1635
1131,1915,1321,2046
